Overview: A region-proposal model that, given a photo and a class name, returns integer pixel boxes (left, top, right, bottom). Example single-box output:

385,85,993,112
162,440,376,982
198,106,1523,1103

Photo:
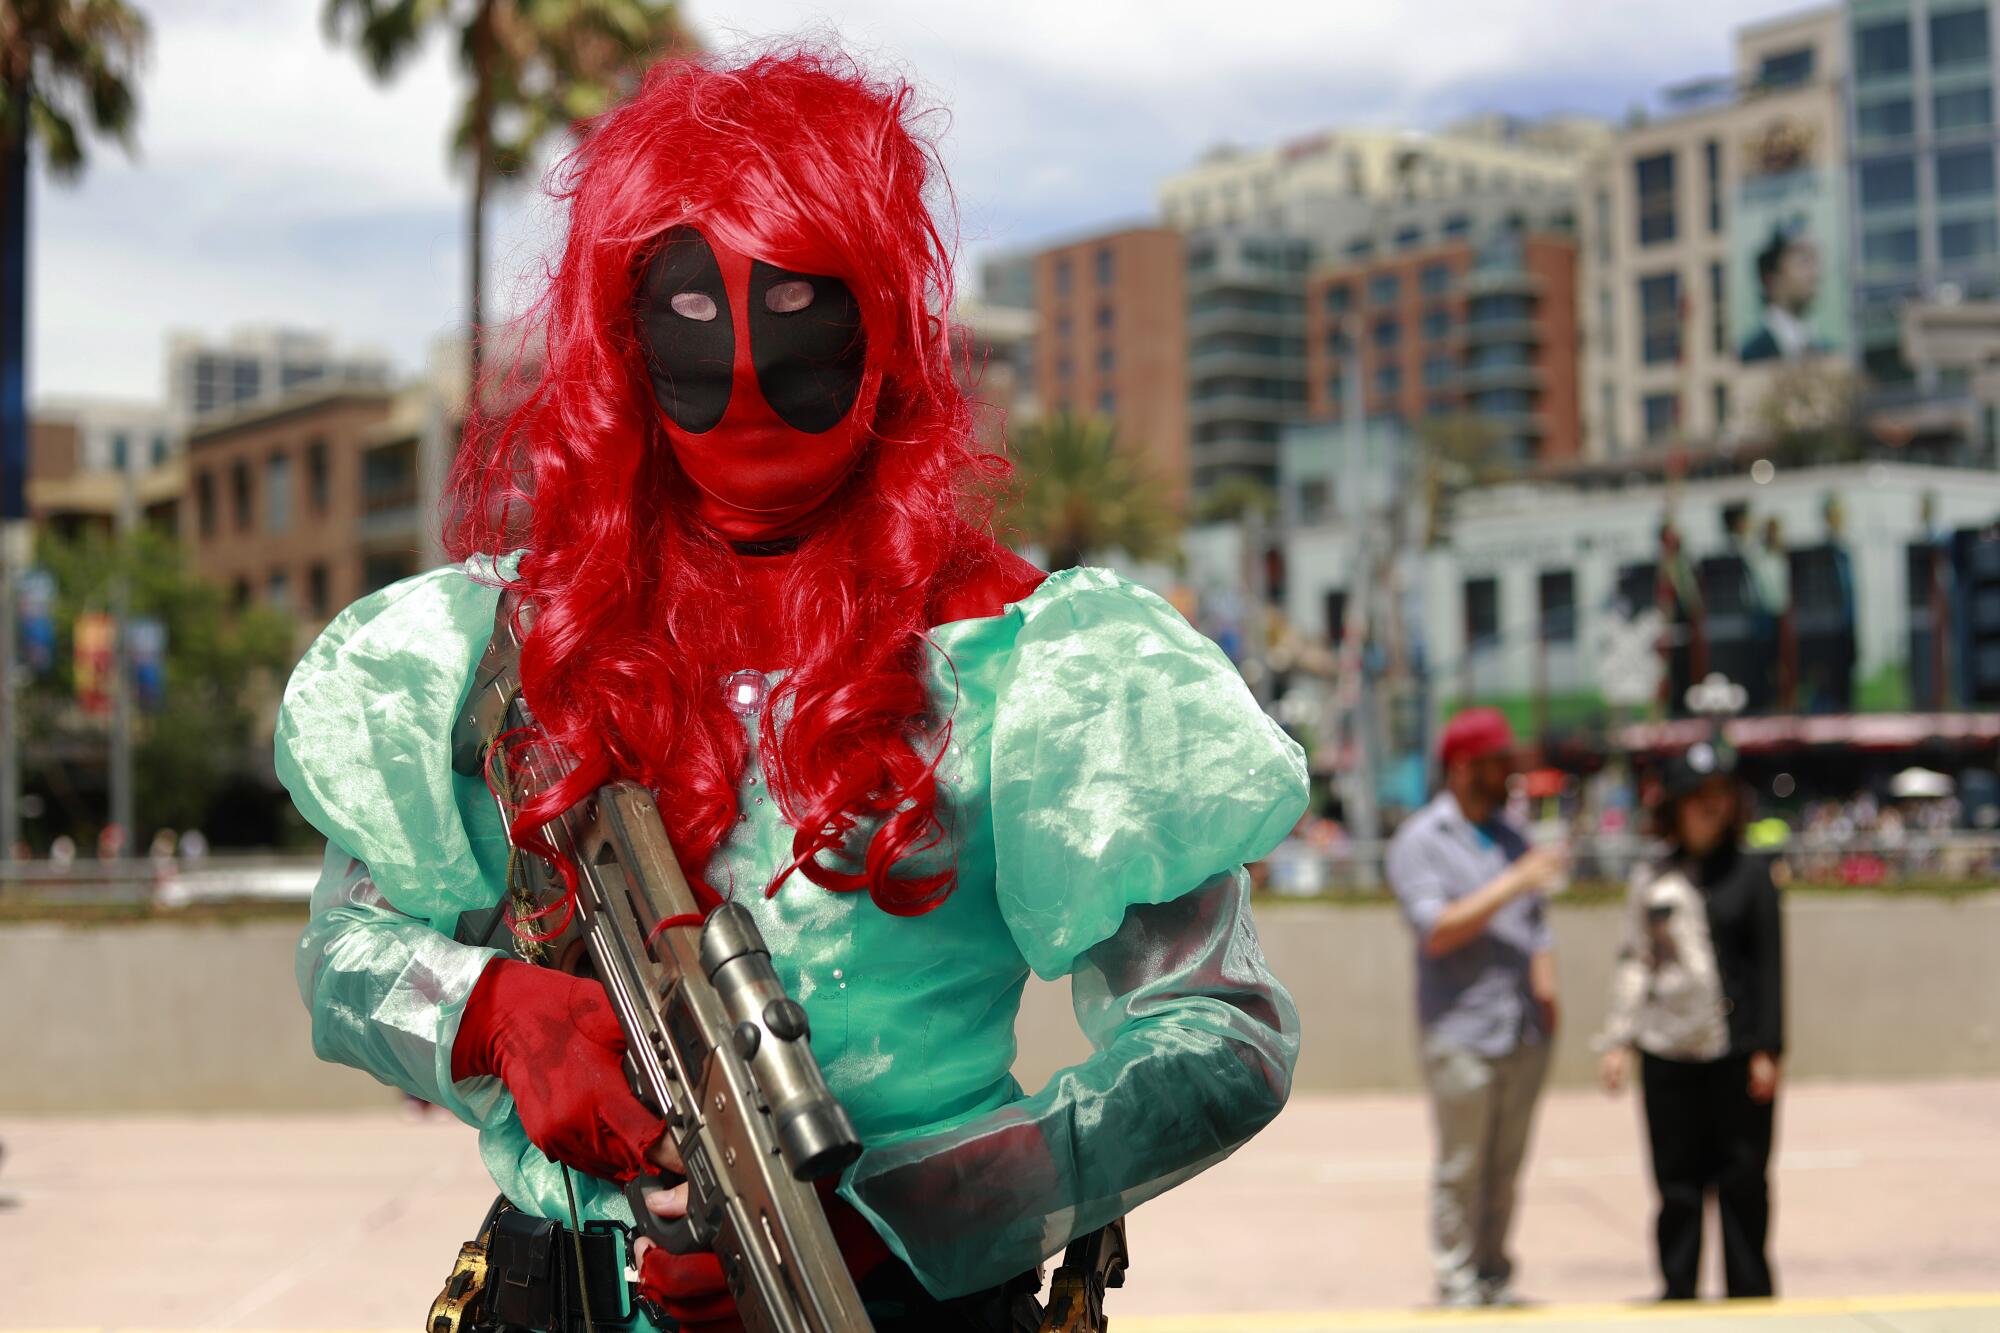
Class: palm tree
323,0,693,391
1001,412,1181,572
0,0,148,861
1,0,148,521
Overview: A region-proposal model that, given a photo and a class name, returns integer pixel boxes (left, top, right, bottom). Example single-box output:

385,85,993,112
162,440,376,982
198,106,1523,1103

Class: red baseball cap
1439,707,1515,768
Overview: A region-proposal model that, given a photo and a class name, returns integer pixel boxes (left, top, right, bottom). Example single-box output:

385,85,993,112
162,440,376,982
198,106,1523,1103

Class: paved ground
4,1080,1997,1332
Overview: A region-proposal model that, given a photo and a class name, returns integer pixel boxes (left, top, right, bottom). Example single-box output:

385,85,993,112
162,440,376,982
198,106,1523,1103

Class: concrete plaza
3,1079,1996,1332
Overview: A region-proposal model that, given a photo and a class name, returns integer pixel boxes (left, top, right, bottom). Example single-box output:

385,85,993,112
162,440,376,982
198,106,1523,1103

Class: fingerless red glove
451,957,668,1184
635,1177,893,1331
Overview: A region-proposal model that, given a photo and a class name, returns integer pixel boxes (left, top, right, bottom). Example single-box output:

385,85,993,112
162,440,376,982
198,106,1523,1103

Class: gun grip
626,1173,701,1255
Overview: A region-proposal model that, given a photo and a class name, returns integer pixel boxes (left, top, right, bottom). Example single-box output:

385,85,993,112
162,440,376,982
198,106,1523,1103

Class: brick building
1033,226,1190,508
184,388,430,631
1306,230,1582,466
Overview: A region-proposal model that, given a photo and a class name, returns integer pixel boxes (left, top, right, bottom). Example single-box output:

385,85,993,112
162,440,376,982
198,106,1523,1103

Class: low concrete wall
7,895,2000,1112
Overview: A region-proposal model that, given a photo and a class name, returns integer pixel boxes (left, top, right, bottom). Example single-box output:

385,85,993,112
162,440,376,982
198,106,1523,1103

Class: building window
1324,284,1352,314
1095,303,1113,331
1096,346,1115,373
1931,7,1990,70
195,470,216,538
1709,261,1726,355
267,570,291,613
1345,237,1375,261
1712,382,1730,431
1538,569,1576,644
1373,316,1401,349
1941,216,2000,263
1097,390,1116,415
1937,145,1996,201
1375,365,1403,397
1860,156,1918,210
1054,255,1073,296
1757,47,1815,89
1600,383,1618,452
1858,97,1916,141
264,453,293,535
1420,263,1452,296
1394,225,1424,250
1095,246,1114,286
1464,577,1500,650
1055,313,1072,340
1704,140,1722,234
307,562,330,619
1423,354,1455,388
1368,274,1400,306
1635,152,1676,246
1422,307,1452,341
306,439,329,514
1055,354,1073,380
1855,18,1912,81
1642,392,1679,440
231,460,252,530
1638,271,1682,365
1598,287,1615,356
1442,213,1472,239
1863,224,1921,269
1935,86,1994,134
151,435,169,466
1592,188,1611,262
110,433,128,470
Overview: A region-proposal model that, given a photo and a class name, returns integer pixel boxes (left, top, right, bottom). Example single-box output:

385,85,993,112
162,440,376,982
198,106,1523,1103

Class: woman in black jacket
1596,739,1784,1300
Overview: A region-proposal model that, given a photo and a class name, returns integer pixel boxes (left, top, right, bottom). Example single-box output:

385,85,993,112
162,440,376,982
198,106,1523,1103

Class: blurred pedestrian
1596,738,1784,1301
1386,707,1568,1307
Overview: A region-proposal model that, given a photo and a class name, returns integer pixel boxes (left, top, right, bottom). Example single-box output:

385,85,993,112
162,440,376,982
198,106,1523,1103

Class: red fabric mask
636,226,875,542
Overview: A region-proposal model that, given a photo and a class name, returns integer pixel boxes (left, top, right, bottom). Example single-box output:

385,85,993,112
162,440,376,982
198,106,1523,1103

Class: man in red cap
1384,706,1568,1307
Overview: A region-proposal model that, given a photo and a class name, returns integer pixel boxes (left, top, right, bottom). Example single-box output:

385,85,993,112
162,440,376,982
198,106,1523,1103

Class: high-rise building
1033,227,1190,507
1184,229,1312,495
1846,0,2000,382
165,326,392,428
1580,6,1850,456
1307,228,1582,466
1158,124,1594,242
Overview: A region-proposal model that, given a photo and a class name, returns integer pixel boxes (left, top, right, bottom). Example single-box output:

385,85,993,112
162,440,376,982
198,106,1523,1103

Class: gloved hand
634,1176,892,1332
450,957,676,1184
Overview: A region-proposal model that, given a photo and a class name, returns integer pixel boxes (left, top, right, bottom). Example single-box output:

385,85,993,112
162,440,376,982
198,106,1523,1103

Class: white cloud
34,0,1819,401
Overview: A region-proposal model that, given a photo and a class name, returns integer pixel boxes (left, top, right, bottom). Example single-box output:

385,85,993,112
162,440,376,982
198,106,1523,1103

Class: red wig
446,46,1002,915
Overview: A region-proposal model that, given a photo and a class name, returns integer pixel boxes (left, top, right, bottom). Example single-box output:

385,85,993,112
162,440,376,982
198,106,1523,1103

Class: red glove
450,958,670,1184
635,1177,893,1331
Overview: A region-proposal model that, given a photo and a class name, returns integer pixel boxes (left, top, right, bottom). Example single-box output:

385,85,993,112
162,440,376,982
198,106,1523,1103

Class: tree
1,0,148,518
20,527,295,848
1194,475,1277,525
323,0,693,391
1000,412,1180,572
1415,411,1511,547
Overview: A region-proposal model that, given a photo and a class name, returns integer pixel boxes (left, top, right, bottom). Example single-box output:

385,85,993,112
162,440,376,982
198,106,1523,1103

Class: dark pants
1639,1052,1776,1300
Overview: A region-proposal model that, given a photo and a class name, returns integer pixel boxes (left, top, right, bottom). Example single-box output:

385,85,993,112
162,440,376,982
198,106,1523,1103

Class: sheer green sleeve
273,558,517,930
294,839,512,1128
837,569,1307,1298
839,870,1297,1299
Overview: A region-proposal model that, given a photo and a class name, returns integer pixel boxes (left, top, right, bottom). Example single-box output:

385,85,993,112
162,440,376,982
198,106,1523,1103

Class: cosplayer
279,45,1304,1333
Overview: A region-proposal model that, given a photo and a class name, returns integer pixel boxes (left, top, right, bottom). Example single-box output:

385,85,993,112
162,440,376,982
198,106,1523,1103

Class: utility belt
429,1196,1124,1333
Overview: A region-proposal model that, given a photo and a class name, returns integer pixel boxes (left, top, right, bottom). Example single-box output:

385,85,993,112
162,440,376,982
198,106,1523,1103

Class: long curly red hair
446,46,998,916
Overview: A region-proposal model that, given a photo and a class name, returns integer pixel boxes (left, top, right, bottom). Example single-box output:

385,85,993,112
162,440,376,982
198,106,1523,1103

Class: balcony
1457,361,1545,392
1187,306,1305,338
1187,345,1307,377
1463,267,1543,298
1189,393,1309,425
1462,317,1542,346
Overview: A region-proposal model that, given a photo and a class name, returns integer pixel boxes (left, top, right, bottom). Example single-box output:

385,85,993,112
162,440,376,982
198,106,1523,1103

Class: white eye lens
766,279,815,314
670,291,718,321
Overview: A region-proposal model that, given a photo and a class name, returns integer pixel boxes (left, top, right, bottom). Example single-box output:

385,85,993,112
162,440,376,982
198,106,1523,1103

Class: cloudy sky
34,0,1814,403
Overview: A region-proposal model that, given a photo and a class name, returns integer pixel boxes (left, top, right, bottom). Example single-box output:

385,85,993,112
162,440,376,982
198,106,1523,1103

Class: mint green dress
281,559,1306,1302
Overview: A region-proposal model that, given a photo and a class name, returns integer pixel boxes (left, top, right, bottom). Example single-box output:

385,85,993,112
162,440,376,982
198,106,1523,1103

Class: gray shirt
1386,792,1554,1057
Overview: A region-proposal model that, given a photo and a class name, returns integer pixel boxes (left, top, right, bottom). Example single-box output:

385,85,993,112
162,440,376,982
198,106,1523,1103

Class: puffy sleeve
837,570,1307,1298
986,570,1310,979
274,559,516,930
